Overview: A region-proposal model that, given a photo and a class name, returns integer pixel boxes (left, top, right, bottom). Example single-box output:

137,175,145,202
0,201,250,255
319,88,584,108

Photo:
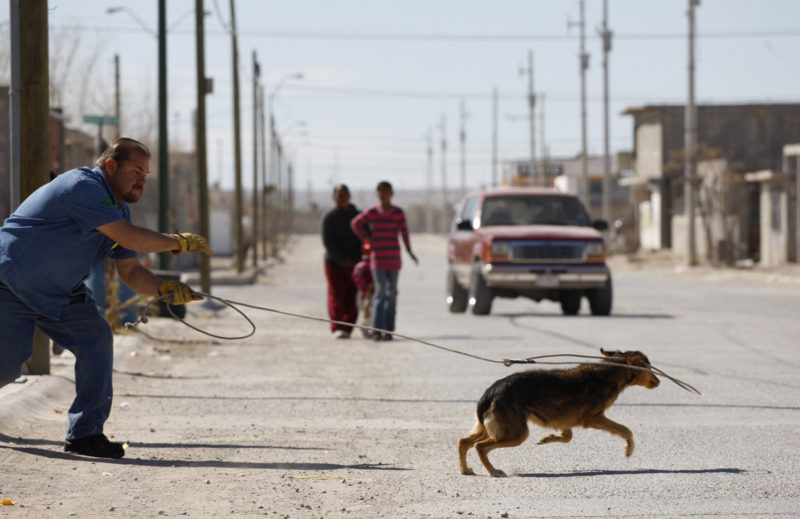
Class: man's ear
105,158,117,174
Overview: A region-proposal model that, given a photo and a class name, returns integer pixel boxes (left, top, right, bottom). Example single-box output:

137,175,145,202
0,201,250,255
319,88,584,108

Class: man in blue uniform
0,138,211,459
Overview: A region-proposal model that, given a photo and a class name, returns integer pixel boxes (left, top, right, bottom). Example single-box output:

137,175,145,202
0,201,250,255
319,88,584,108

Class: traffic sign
83,114,119,126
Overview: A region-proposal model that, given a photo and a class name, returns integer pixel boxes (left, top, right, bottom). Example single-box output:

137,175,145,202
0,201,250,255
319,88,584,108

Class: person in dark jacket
321,184,363,338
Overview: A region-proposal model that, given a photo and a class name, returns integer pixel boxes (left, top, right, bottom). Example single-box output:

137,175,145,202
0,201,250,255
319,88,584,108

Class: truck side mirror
456,218,473,231
592,219,609,231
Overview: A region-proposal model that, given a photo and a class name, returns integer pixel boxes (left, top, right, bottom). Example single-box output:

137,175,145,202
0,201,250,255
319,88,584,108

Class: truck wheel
559,291,582,316
468,264,493,315
447,267,468,313
588,276,613,316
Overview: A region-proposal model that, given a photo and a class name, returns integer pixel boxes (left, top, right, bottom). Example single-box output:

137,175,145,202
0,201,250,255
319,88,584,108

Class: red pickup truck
447,188,612,316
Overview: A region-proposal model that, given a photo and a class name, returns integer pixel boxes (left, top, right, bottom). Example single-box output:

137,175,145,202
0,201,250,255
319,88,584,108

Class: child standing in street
351,238,374,338
350,181,418,341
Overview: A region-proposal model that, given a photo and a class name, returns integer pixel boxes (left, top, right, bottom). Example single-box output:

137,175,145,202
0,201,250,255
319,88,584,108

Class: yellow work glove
172,232,212,256
158,281,203,305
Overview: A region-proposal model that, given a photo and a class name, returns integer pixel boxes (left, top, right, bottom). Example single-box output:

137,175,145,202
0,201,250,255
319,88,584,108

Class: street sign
83,114,119,126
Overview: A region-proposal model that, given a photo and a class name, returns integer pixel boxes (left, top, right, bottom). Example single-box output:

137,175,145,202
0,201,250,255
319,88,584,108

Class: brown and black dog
458,349,660,477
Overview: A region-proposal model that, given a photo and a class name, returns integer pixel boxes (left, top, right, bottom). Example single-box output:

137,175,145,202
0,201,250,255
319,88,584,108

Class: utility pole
439,114,448,217
195,0,211,294
539,93,547,183
12,0,50,374
287,162,294,238
251,50,260,268
426,128,434,232
259,85,268,260
600,0,613,225
685,0,699,266
157,0,170,270
229,0,244,273
520,50,537,186
114,54,121,139
269,116,278,257
459,99,469,197
492,87,498,187
570,0,590,207
107,52,123,330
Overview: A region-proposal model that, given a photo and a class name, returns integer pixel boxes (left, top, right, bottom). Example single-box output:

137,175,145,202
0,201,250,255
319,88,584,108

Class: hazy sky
11,0,800,193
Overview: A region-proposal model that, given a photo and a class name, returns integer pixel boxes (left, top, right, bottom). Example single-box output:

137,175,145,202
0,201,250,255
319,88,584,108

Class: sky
5,0,800,197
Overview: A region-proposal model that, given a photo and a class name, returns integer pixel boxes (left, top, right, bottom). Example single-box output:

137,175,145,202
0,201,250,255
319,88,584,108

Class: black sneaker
64,434,125,459
381,333,393,341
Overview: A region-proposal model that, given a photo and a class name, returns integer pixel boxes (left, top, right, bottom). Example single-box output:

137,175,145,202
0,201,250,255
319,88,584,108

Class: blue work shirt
0,166,137,319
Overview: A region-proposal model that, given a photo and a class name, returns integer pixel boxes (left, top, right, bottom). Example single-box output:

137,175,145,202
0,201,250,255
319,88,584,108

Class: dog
458,349,660,477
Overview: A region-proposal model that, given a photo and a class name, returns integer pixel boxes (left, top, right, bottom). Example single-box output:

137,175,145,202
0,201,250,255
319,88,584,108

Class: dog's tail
476,390,494,425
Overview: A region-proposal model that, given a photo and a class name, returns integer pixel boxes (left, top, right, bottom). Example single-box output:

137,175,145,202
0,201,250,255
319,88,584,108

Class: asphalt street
1,234,799,518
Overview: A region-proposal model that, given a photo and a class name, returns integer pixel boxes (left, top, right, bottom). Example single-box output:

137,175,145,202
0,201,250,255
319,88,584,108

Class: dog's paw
460,467,475,476
625,442,635,457
489,469,507,478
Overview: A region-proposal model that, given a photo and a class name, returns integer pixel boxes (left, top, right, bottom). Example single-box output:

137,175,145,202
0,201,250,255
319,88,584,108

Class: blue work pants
371,268,399,332
0,283,114,440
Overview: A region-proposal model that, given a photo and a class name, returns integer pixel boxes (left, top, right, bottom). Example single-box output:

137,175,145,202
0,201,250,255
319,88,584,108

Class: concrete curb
0,375,75,432
180,258,278,286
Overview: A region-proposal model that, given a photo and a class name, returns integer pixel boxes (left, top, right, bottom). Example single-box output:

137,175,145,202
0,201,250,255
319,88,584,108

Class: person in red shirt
350,181,417,341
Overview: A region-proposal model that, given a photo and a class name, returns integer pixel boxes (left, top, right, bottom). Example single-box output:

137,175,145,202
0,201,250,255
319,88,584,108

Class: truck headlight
586,241,605,259
491,241,509,255
486,241,509,261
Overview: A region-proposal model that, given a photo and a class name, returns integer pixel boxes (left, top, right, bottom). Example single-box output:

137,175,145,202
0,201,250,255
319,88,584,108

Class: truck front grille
510,243,585,262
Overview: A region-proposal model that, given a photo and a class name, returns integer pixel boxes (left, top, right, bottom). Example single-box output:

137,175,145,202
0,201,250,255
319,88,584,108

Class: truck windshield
480,195,591,227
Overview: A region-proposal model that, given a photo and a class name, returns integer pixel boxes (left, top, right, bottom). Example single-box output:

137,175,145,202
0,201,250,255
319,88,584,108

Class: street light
106,6,157,37
277,131,310,245
278,120,308,138
268,72,304,108
267,72,305,191
107,6,208,35
107,5,211,271
266,72,303,257
107,3,169,270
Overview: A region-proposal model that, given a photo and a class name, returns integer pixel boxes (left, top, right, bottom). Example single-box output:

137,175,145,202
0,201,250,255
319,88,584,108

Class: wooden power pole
196,0,211,294
229,0,244,274
13,0,50,374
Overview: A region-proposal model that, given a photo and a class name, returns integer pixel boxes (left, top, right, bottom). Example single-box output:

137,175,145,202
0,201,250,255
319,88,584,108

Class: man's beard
122,186,143,203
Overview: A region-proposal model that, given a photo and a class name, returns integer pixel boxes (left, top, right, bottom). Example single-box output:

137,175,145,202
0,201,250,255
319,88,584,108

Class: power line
231,82,800,105
39,22,800,42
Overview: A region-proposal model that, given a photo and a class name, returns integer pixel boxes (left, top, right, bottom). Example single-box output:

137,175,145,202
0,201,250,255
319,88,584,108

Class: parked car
447,188,611,316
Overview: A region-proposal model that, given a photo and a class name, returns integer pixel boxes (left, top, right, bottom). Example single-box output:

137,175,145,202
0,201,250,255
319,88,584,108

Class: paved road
1,234,799,518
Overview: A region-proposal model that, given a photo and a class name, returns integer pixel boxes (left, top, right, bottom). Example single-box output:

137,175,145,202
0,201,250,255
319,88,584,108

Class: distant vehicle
446,188,611,316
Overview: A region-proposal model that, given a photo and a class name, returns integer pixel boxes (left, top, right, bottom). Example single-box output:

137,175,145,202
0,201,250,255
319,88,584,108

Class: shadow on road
495,312,675,320
113,369,219,380
0,433,331,452
0,442,409,472
518,467,745,478
618,402,800,412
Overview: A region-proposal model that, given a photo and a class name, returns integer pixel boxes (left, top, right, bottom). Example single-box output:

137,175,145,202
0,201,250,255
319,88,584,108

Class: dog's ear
600,348,620,358
629,351,650,367
625,351,649,366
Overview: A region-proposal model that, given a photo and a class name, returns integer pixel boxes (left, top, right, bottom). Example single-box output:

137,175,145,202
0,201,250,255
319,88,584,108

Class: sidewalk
607,249,800,286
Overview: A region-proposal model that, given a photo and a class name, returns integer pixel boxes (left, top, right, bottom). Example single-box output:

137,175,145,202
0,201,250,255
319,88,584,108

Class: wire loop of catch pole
125,292,700,395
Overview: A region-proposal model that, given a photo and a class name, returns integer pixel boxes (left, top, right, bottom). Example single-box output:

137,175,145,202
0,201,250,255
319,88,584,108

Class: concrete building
744,143,800,267
621,103,800,264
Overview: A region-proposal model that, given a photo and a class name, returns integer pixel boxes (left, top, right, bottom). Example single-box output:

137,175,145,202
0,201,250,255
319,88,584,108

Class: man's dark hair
96,138,151,171
332,183,350,196
376,181,393,192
